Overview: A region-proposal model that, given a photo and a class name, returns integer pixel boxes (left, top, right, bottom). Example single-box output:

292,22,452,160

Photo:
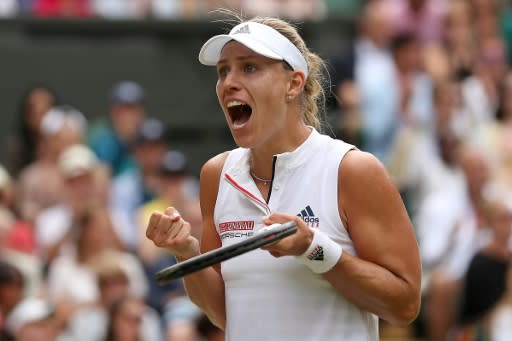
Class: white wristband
296,229,343,274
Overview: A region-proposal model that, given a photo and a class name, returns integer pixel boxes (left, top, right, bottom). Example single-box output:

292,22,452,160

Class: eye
244,64,257,73
217,66,229,78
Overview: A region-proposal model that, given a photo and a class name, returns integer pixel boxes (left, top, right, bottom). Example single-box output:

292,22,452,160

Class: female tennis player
146,15,421,341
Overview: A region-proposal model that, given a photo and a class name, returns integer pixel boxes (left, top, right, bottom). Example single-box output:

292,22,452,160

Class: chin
232,137,251,149
230,131,253,149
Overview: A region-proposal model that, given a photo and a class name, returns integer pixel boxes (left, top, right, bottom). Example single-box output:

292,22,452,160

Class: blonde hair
214,11,328,131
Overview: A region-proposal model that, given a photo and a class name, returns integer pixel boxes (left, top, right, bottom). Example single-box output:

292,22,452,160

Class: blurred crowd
0,80,223,340
1,0,512,340
329,0,512,340
0,0,350,21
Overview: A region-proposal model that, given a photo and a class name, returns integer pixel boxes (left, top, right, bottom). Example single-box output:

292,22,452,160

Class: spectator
461,36,508,141
0,262,25,340
421,43,452,84
104,296,161,341
163,295,201,341
473,70,512,187
59,250,162,341
390,32,434,128
88,80,146,177
384,0,447,45
469,0,501,42
3,297,59,341
421,146,493,341
0,208,44,298
488,264,512,341
45,203,148,333
137,149,199,266
462,38,507,138
5,85,57,177
387,79,465,221
442,0,476,81
18,105,87,224
330,78,363,148
34,144,108,262
136,150,201,313
45,204,125,305
330,0,399,162
110,118,168,250
456,184,512,333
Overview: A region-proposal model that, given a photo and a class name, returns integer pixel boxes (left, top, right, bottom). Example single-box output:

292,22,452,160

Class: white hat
58,144,98,178
5,297,53,334
199,21,308,78
110,81,145,104
40,105,87,137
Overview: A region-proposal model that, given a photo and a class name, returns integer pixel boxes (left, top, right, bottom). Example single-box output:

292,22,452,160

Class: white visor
199,21,308,78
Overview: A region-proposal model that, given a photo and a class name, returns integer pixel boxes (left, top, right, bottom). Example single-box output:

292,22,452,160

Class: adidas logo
307,245,324,261
233,24,250,34
297,205,320,227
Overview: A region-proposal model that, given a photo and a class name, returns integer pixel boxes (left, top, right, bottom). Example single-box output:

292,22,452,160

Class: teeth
227,100,246,108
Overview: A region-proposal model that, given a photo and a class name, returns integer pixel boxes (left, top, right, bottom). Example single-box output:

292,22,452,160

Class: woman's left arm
263,150,422,326
327,150,422,326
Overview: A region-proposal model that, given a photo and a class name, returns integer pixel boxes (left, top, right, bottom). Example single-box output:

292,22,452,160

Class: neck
264,118,310,150
249,122,311,176
250,168,273,186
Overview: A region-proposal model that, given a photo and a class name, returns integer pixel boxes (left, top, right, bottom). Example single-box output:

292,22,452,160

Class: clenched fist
145,207,200,260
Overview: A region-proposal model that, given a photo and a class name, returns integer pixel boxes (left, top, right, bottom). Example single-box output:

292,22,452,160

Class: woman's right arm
180,152,228,328
145,152,228,329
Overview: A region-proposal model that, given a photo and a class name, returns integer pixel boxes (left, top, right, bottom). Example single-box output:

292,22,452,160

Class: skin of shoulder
338,149,416,255
198,151,230,274
336,149,422,324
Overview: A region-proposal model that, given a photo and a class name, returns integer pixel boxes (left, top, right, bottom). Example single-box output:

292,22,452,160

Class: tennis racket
155,221,297,285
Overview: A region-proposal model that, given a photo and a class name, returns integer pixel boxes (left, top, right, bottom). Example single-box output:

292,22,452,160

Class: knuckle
157,236,171,248
153,236,162,246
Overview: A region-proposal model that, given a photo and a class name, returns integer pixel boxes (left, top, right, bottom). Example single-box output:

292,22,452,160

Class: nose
221,69,242,93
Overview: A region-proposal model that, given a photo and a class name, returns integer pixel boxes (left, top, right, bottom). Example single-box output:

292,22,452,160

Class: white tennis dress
214,129,379,341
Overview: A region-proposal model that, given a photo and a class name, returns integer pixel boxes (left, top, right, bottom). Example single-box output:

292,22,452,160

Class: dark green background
0,17,354,174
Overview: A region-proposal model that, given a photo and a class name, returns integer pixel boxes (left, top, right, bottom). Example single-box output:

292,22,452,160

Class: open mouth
227,101,252,127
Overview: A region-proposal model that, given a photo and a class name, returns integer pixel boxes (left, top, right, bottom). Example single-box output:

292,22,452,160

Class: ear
286,71,306,101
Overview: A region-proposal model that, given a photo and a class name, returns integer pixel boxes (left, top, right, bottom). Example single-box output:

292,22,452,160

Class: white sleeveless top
214,129,379,341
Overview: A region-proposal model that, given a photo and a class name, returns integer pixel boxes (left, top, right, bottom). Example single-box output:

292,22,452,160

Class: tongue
233,112,250,126
232,105,251,127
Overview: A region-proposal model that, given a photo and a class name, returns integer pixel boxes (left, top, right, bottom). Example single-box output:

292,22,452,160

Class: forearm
324,252,421,326
178,260,226,329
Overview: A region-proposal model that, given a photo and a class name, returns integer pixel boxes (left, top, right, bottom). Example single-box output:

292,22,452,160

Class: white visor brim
198,21,308,78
